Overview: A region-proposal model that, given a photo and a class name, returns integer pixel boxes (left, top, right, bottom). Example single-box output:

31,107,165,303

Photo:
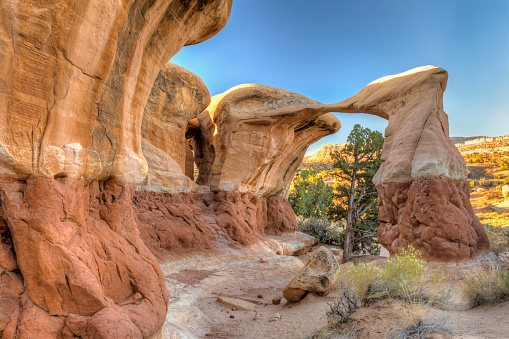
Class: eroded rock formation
191,84,341,196
0,0,233,337
333,66,491,261
0,1,493,335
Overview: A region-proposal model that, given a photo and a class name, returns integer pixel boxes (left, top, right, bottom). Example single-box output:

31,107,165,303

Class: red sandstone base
377,176,491,261
133,190,297,260
0,177,168,338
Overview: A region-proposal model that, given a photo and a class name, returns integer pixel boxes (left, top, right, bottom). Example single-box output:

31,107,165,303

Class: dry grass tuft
463,264,509,306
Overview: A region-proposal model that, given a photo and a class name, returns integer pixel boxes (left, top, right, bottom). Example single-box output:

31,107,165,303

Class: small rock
272,297,281,305
230,315,234,319
257,294,263,299
260,258,268,263
268,313,281,322
253,310,260,320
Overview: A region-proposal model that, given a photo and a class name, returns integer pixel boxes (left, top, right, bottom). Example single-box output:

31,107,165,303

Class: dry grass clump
463,264,509,306
389,305,457,339
341,247,449,305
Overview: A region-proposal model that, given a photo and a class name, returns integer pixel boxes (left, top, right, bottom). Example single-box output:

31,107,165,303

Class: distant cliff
303,144,347,163
454,135,509,155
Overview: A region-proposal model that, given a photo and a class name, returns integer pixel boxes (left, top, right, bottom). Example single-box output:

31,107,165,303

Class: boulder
283,247,340,302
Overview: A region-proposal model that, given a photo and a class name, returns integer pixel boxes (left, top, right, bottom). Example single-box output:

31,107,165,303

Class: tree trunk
344,168,356,263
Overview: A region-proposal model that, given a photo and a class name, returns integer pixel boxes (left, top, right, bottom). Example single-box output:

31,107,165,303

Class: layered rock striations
332,66,490,261
0,0,233,337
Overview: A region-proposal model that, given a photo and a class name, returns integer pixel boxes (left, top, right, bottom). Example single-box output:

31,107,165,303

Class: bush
338,247,449,305
479,177,487,186
470,180,476,188
326,284,364,327
500,162,509,170
463,265,509,306
484,225,509,255
296,216,344,245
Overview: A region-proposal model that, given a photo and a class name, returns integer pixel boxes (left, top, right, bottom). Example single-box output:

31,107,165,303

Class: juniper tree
327,124,384,262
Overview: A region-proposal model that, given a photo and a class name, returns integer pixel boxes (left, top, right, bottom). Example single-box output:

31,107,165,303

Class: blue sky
171,0,509,155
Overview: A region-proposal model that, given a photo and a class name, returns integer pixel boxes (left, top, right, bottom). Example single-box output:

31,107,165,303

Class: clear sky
171,0,509,155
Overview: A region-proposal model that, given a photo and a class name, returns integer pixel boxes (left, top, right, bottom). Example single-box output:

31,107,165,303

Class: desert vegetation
303,247,455,339
290,125,384,260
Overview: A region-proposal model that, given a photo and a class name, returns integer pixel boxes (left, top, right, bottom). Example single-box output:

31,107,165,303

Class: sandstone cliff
0,1,233,338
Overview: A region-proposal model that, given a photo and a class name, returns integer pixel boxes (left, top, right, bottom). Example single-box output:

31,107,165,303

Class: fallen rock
218,294,263,305
268,313,281,322
260,258,268,263
216,296,258,311
283,247,340,302
272,297,281,305
253,310,260,321
263,232,317,256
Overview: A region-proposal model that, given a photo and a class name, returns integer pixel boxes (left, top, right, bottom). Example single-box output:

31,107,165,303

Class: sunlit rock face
191,84,341,197
0,0,233,337
139,62,210,193
333,66,491,261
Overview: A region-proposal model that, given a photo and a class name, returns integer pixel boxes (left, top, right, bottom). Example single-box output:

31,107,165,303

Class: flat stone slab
216,296,258,311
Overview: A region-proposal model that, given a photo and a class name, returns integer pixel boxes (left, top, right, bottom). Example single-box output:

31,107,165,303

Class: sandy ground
159,244,509,339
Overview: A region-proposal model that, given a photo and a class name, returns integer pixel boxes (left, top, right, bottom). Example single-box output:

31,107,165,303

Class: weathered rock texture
333,66,490,261
0,0,233,337
0,0,232,183
134,190,298,260
283,247,340,302
191,84,341,197
140,63,210,193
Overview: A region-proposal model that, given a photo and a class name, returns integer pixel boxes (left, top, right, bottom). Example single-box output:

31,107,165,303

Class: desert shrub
470,180,476,188
495,173,501,180
504,177,509,185
479,177,487,186
389,306,457,339
472,154,484,163
296,216,344,245
322,248,451,338
326,284,364,328
463,265,509,306
338,247,449,305
486,188,500,199
484,225,509,254
500,162,509,170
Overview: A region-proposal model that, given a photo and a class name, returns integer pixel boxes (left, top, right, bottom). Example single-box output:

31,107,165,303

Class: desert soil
158,244,509,339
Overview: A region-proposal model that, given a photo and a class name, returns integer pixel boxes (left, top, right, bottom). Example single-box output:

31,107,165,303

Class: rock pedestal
331,66,491,261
